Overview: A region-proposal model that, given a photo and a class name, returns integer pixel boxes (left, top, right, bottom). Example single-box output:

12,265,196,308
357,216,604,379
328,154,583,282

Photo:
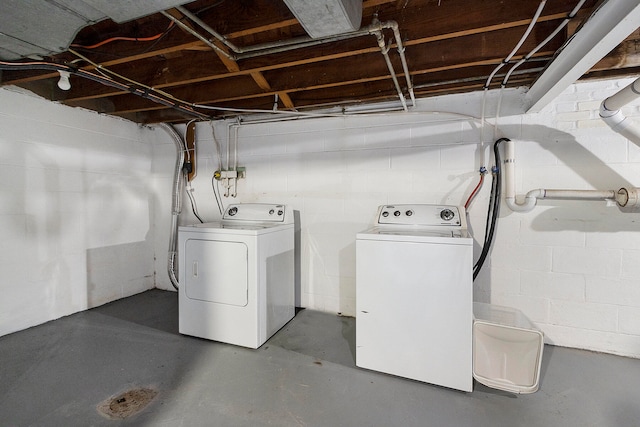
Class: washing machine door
184,239,248,306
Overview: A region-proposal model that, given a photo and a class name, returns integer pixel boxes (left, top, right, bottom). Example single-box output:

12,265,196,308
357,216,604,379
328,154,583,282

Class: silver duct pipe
157,123,185,290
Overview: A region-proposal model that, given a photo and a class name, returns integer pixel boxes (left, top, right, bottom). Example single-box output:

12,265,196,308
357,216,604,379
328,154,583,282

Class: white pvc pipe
600,77,640,146
503,139,616,212
485,0,546,89
602,77,640,111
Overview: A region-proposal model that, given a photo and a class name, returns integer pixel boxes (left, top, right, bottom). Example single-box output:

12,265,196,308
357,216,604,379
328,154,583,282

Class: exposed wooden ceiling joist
2,0,638,124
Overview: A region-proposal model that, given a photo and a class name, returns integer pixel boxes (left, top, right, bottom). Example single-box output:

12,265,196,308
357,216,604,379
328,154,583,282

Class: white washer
356,204,473,392
178,203,295,349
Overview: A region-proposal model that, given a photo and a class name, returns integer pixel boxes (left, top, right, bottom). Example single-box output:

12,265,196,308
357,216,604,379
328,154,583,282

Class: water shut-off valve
213,168,246,198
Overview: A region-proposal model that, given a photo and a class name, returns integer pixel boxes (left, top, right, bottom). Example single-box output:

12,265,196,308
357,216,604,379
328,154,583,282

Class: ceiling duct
283,0,362,38
0,0,191,60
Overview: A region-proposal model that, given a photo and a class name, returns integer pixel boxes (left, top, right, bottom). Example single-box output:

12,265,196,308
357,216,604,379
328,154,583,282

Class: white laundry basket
473,302,544,394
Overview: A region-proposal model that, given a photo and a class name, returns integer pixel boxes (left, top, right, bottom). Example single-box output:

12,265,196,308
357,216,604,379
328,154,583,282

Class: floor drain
97,387,158,419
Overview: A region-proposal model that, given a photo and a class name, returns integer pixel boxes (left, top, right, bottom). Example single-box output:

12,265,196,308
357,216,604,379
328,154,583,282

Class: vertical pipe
157,123,185,290
374,29,408,111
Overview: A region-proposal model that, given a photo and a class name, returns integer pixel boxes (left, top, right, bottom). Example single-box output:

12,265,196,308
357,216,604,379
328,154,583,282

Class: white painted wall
172,78,640,358
0,87,155,336
3,76,640,358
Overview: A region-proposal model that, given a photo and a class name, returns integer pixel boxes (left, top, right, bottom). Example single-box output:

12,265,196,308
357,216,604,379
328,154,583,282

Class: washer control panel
223,203,289,222
377,204,464,227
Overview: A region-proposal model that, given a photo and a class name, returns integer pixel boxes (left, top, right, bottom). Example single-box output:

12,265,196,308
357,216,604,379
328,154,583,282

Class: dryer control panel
376,204,466,228
223,203,292,223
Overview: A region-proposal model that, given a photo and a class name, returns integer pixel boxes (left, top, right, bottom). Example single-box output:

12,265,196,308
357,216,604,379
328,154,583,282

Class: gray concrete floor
1,290,639,427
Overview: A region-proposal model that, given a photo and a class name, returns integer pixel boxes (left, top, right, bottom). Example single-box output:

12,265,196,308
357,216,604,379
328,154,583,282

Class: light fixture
57,70,71,90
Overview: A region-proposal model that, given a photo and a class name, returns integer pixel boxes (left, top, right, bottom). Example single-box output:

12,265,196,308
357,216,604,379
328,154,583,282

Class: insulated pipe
157,123,185,290
600,77,640,146
503,139,616,212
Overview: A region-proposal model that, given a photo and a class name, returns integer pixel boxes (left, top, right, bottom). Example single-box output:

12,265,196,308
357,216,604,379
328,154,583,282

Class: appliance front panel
356,238,473,392
184,239,248,307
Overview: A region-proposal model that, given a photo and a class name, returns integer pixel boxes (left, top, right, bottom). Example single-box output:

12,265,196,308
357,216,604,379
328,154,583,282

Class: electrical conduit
157,123,186,290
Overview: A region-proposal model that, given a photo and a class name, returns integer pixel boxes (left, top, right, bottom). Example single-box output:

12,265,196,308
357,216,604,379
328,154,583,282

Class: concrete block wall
176,78,640,357
3,76,640,358
0,87,155,336
490,77,640,357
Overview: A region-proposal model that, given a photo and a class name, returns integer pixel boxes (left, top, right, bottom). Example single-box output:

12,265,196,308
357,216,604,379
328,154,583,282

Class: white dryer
356,204,473,392
178,203,295,349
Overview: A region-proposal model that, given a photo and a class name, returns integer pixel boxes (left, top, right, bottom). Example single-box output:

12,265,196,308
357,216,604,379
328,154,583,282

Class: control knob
228,207,238,216
394,210,401,217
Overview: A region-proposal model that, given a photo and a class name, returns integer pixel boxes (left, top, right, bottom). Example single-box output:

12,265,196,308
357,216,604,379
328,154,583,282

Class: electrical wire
473,138,509,280
0,59,209,120
68,48,187,106
70,22,175,49
211,175,225,215
184,119,197,163
184,174,204,223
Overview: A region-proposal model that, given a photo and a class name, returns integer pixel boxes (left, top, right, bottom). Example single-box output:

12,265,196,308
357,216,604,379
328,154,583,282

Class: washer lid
357,226,472,244
180,221,293,235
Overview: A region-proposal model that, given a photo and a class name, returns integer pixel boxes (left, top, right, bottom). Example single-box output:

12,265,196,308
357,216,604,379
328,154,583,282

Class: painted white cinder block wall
0,87,155,336
160,78,640,358
2,76,639,358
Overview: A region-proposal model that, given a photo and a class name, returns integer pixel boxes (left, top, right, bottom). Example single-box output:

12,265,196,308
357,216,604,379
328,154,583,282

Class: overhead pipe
166,9,413,109
373,24,407,111
160,10,235,60
599,77,640,146
501,0,588,88
157,123,186,290
503,139,617,212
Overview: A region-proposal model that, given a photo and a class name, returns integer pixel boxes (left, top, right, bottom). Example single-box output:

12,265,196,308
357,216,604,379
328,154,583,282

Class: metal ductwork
0,0,191,60
283,0,362,38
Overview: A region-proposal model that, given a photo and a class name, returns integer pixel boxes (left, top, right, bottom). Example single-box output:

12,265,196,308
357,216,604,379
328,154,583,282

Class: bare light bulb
57,71,71,91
